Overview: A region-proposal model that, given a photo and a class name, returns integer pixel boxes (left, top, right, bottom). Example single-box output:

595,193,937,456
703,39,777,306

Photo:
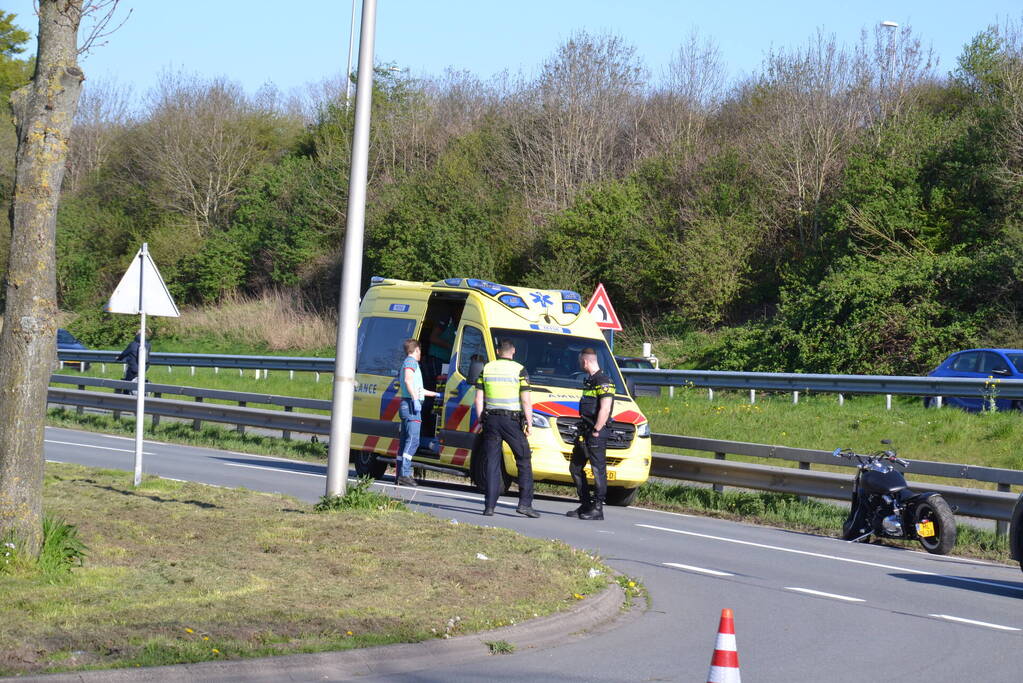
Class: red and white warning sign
586,283,622,331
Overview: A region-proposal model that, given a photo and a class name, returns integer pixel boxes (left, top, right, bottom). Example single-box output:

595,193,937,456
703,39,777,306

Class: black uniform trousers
570,426,609,507
481,412,534,510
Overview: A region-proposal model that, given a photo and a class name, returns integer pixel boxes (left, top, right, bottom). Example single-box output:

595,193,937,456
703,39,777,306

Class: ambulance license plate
916,521,935,537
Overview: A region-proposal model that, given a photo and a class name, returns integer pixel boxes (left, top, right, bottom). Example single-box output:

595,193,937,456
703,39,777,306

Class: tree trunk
0,1,84,555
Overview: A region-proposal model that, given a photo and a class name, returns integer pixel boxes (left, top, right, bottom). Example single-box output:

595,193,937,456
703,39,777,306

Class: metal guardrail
58,349,1023,400
46,380,1022,526
619,367,1023,400
57,349,334,372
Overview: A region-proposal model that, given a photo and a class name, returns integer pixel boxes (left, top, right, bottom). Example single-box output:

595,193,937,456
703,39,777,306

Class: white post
290,370,294,380
642,342,651,357
316,372,321,383
936,396,943,408
327,0,378,497
838,393,844,406
793,391,799,404
101,363,106,374
886,394,892,410
214,366,219,374
668,385,674,398
749,389,756,404
190,366,195,376
132,244,149,488
708,388,714,401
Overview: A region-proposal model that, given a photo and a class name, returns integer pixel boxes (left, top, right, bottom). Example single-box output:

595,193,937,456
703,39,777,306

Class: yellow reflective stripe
484,376,520,382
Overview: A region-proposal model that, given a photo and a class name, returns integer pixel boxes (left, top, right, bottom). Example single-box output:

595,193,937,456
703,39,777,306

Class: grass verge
1,463,610,676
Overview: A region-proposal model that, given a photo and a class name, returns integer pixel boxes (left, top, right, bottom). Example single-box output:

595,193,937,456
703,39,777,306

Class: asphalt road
44,426,1023,682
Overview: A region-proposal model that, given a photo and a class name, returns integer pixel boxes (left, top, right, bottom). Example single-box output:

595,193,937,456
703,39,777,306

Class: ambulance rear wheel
470,457,512,495
605,486,639,507
353,450,387,479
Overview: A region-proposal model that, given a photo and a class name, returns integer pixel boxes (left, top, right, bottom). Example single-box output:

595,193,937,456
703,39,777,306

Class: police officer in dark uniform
473,338,539,518
568,347,615,520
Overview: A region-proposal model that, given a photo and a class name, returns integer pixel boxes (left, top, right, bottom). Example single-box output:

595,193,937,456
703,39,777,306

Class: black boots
568,503,604,520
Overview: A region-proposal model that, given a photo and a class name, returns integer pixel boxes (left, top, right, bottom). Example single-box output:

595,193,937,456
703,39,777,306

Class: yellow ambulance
349,277,652,506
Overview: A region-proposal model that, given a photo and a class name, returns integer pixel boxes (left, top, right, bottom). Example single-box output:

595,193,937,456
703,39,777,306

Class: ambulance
350,277,652,506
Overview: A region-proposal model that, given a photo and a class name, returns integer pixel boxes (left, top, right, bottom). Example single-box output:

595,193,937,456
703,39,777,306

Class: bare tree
505,31,647,216
130,71,273,233
736,31,872,247
644,31,726,154
66,77,133,191
0,0,96,555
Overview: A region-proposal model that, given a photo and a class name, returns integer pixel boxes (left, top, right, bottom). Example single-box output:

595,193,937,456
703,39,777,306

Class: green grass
0,463,611,676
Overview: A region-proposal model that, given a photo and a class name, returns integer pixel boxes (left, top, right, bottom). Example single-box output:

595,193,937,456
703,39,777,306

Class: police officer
568,347,614,521
473,338,539,518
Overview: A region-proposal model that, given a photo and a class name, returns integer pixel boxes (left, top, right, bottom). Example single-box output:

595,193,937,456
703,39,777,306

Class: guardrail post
190,366,195,377
798,461,811,501
101,363,106,374
886,394,892,410
997,483,1011,537
749,390,756,404
713,452,726,493
290,370,294,381
793,391,799,405
76,385,85,415
668,385,674,398
936,396,942,409
708,388,713,401
192,396,204,431
214,367,219,375
236,402,246,434
838,393,844,406
152,393,161,427
59,360,64,370
283,405,293,440
315,372,320,383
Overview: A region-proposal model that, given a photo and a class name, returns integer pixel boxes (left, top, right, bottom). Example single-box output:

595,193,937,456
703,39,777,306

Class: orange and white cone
706,608,740,683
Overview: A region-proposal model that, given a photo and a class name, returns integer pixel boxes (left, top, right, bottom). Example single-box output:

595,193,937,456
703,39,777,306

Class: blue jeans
397,398,421,477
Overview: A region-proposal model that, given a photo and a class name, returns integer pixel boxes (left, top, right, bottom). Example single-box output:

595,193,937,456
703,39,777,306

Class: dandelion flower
211,649,220,654
185,628,194,634
346,630,353,636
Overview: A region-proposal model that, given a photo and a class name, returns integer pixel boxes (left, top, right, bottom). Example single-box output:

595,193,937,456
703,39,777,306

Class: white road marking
637,523,1023,594
663,562,734,577
45,439,154,455
929,614,1021,631
223,462,325,478
785,587,865,602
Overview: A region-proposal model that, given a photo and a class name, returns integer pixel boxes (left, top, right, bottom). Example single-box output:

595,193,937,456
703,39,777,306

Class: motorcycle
833,441,957,555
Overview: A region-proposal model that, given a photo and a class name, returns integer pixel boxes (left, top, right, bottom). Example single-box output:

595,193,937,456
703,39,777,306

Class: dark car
615,355,660,398
927,348,1023,411
57,328,90,371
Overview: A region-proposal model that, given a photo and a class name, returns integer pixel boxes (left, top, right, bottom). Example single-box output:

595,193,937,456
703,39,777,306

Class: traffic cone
706,608,740,683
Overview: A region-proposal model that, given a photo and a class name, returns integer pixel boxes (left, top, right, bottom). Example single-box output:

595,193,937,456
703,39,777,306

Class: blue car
927,348,1023,411
57,328,90,371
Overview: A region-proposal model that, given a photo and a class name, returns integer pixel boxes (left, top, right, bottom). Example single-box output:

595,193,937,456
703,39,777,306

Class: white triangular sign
106,244,180,317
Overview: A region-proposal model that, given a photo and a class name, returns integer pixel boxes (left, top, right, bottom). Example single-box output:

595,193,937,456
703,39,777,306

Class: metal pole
326,0,378,497
345,0,357,108
133,244,148,487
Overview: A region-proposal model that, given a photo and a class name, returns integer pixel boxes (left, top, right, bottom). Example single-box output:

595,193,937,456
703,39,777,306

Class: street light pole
881,20,899,89
345,0,358,108
326,0,378,497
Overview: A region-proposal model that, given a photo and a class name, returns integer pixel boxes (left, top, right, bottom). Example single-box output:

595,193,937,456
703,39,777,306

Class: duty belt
486,409,521,416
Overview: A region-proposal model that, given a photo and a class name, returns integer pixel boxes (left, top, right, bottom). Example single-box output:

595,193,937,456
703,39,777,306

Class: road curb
21,581,627,682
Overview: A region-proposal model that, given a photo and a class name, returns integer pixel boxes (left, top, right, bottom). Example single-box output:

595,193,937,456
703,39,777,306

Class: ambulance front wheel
353,450,387,479
605,486,639,507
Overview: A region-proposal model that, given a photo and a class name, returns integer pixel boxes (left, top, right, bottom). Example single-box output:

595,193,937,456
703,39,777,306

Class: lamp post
326,0,378,497
881,20,898,89
345,0,358,108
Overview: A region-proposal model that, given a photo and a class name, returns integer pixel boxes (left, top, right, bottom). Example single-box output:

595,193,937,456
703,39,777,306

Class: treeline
4,16,1023,373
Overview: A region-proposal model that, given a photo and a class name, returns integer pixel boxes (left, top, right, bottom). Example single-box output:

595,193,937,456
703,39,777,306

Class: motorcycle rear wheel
915,496,956,555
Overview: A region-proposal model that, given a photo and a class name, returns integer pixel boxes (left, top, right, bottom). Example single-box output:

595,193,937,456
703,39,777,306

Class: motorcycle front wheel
915,496,956,555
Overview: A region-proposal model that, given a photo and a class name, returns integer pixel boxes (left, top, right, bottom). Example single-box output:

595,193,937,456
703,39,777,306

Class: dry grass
0,463,608,675
164,292,337,351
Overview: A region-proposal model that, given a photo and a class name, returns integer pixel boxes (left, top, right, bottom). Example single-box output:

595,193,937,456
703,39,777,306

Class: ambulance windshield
489,328,625,393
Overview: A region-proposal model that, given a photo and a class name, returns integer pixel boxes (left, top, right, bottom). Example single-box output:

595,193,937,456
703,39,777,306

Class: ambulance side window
457,325,487,384
357,316,416,376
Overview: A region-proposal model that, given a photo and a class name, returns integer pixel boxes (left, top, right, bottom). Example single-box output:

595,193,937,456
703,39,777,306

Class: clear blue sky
5,1,1022,99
